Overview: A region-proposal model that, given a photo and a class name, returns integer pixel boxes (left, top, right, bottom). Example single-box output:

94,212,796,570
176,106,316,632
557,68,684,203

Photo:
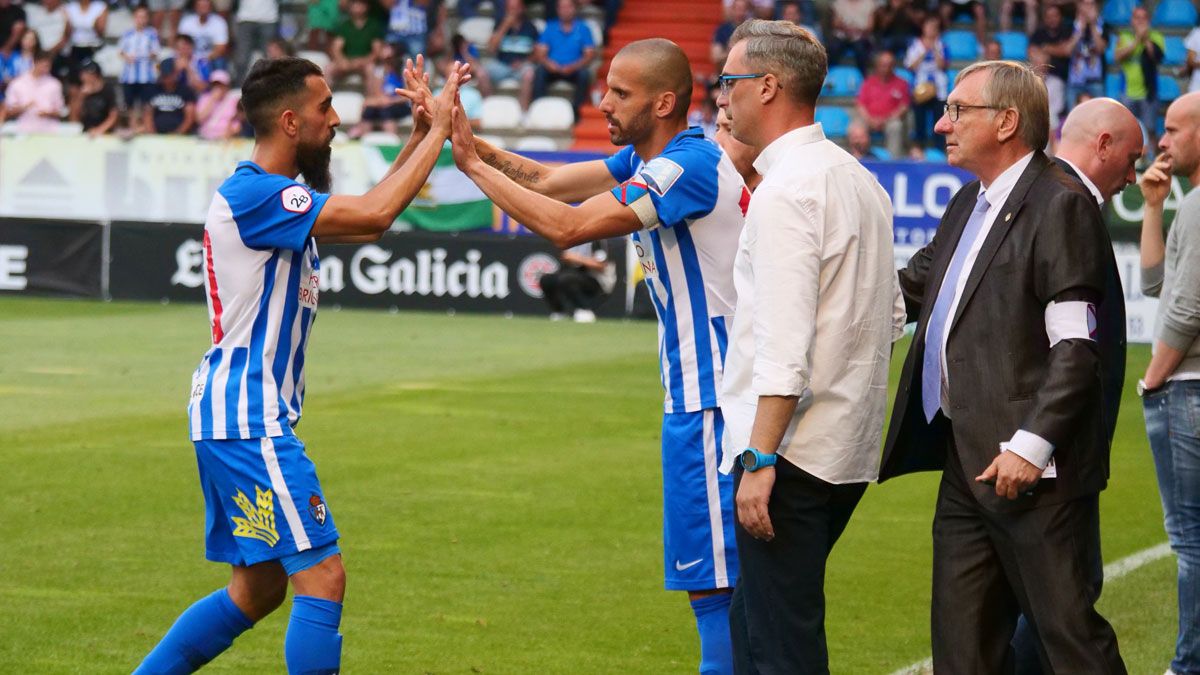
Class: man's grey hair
956,60,1050,151
729,19,826,106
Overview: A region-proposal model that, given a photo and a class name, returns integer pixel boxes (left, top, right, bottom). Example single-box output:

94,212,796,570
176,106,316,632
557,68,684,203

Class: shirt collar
1059,156,1105,205
752,123,826,175
980,151,1035,208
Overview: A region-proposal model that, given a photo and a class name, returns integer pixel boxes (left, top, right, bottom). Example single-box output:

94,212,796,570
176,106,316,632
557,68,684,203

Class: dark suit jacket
880,152,1111,512
1053,157,1128,447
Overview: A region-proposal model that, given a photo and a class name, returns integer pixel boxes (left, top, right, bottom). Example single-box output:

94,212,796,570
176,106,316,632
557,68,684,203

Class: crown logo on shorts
231,485,280,547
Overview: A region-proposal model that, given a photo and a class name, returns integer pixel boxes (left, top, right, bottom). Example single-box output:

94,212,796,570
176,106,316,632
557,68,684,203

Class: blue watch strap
740,448,777,472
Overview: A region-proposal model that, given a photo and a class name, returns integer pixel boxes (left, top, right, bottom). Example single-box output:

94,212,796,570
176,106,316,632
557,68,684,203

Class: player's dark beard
297,134,334,193
609,103,654,146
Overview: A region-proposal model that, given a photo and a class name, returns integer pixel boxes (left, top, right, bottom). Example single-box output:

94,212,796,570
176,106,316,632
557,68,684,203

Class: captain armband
1044,300,1097,347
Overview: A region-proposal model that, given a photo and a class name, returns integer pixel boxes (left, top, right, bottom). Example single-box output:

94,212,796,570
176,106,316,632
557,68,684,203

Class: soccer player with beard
133,56,466,674
430,38,749,675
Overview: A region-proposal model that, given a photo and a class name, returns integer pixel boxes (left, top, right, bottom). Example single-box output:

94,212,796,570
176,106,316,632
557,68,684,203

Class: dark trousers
729,459,867,675
532,66,591,117
539,266,601,313
932,444,1125,674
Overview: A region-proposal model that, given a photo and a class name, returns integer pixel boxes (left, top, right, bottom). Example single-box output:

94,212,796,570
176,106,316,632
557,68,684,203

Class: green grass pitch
0,296,1175,673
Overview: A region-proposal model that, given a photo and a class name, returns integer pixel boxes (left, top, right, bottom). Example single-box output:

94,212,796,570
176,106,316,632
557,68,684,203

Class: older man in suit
880,61,1127,673
1010,96,1142,674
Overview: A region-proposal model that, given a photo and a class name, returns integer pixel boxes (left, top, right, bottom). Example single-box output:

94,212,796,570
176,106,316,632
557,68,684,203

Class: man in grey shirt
1138,90,1200,675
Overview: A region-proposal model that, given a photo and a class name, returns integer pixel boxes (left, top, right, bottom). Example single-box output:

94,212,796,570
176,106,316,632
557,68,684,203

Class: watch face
740,449,756,470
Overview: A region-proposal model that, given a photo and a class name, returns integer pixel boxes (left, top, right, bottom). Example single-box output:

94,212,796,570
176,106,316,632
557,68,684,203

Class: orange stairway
571,0,725,151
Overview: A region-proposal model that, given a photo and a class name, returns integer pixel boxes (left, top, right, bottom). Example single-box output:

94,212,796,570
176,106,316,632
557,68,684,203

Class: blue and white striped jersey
118,27,160,84
606,127,748,413
187,161,329,441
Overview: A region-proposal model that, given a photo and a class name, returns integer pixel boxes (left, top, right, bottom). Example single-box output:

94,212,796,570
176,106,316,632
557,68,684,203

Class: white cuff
1000,429,1055,471
1044,300,1096,347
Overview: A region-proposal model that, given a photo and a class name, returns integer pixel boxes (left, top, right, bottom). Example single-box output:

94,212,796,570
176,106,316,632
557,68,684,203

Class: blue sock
691,593,734,675
134,588,254,675
285,595,343,675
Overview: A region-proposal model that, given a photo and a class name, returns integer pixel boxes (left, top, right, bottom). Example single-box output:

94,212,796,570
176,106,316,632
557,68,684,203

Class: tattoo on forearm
481,151,542,185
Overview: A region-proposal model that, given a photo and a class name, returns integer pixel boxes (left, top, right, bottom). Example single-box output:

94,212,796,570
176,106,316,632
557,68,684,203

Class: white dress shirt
926,151,1061,473
720,123,899,484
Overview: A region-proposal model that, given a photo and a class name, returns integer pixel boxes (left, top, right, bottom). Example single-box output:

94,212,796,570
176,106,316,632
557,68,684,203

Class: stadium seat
104,8,134,40
457,16,495,48
359,131,402,146
823,65,863,97
1154,0,1197,27
298,49,331,72
1105,72,1124,99
1102,0,1136,25
525,97,575,131
814,106,851,138
924,147,947,162
995,32,1028,60
331,91,364,125
869,146,892,160
942,30,980,61
514,135,560,151
1165,35,1187,67
895,68,914,86
481,95,523,130
1158,74,1183,102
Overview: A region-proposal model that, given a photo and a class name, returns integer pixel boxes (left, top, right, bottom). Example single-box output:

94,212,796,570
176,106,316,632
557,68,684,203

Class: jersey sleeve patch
638,157,684,196
281,185,314,214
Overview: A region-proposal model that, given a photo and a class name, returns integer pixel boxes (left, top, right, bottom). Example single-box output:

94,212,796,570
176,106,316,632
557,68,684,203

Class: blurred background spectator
856,49,910,157
148,0,185,43
353,42,409,137
828,0,875,74
178,0,228,70
69,59,115,136
4,49,62,132
382,0,429,60
0,0,26,56
533,0,593,120
1116,5,1164,151
195,68,240,139
165,33,210,90
940,0,986,42
1066,0,1108,103
64,0,106,84
306,0,344,50
143,57,195,134
233,0,279,82
905,14,947,152
328,0,383,83
1031,5,1072,87
119,5,160,123
540,241,615,324
1000,0,1037,35
481,0,538,109
874,0,922,56
711,0,750,71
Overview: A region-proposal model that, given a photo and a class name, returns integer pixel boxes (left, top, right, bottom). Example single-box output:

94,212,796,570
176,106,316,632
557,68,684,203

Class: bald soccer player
1011,97,1143,675
414,39,749,674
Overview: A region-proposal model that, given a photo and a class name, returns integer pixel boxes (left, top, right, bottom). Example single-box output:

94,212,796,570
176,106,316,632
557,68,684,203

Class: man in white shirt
715,19,899,674
880,61,1126,673
178,0,228,67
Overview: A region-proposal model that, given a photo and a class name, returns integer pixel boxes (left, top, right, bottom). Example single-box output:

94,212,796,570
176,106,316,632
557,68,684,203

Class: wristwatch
739,448,777,472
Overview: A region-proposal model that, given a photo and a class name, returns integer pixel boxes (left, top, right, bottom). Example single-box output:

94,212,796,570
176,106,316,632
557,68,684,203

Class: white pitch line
886,541,1173,675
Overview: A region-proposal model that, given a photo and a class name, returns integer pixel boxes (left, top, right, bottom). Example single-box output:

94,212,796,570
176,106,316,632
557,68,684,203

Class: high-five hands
395,55,472,137
449,100,480,173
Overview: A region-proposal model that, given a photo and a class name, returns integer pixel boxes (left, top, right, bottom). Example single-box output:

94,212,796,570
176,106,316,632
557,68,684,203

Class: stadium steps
571,0,724,151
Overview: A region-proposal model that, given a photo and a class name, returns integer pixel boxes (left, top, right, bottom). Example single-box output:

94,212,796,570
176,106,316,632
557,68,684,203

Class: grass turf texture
0,297,1174,673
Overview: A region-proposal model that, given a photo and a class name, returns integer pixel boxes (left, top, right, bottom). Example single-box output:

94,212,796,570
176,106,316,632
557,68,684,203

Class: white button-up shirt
720,123,900,484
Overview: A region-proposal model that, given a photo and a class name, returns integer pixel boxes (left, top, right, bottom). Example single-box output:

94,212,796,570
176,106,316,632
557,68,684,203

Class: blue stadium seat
895,67,915,86
1154,0,1197,27
943,30,980,61
869,146,892,160
1105,72,1124,99
823,65,864,97
1101,0,1136,25
815,106,851,138
995,31,1029,60
1106,38,1116,65
947,68,960,87
1164,35,1187,66
1158,74,1183,102
924,147,948,162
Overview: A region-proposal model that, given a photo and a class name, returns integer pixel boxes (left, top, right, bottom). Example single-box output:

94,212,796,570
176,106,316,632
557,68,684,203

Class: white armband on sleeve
628,193,660,231
1000,429,1057,476
1044,300,1097,347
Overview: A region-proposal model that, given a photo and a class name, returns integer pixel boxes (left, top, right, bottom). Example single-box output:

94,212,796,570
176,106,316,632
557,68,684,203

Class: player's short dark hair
240,57,325,137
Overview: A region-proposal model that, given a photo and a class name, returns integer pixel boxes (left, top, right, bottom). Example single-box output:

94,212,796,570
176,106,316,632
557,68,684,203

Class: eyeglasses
943,102,1005,122
717,73,767,96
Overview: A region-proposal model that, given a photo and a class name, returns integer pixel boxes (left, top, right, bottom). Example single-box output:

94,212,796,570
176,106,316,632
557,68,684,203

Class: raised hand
430,65,465,137
449,102,479,172
396,55,434,134
1140,156,1173,208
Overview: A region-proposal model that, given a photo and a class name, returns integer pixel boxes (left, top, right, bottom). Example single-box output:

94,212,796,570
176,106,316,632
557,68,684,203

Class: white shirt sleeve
1000,429,1055,470
213,16,229,45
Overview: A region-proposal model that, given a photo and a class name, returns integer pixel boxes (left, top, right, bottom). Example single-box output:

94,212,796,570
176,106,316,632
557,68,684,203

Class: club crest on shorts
231,485,280,546
308,494,327,526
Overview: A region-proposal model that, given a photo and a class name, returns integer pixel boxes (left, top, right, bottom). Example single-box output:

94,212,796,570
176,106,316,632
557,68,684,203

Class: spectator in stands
4,50,63,132
1029,46,1065,146
450,31,490,93
846,119,875,160
31,0,69,74
688,80,718,139
195,68,241,139
165,33,210,90
939,0,985,43
352,44,409,137
178,0,228,70
70,60,115,135
856,49,910,157
532,0,594,121
381,0,428,60
146,0,185,48
711,0,750,70
982,36,1001,60
119,5,160,125
482,0,538,109
999,0,1037,36
265,36,294,58
328,0,383,83
874,0,922,57
232,0,278,83
905,14,947,151
779,0,817,28
539,242,615,323
4,29,37,82
306,0,345,50
143,57,196,134
63,0,106,83
828,0,875,75
1030,5,1072,86
434,52,482,130
1116,5,1165,151
722,0,773,19
1065,0,1109,105
0,0,26,56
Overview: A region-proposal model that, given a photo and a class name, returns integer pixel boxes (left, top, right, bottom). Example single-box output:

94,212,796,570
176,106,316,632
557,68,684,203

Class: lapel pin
1004,213,1012,222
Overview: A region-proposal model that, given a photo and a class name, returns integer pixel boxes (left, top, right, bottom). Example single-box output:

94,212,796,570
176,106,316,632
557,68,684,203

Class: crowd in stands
0,0,1195,161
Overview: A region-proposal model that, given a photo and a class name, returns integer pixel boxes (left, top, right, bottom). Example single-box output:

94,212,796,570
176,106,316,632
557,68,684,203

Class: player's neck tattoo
481,151,541,186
